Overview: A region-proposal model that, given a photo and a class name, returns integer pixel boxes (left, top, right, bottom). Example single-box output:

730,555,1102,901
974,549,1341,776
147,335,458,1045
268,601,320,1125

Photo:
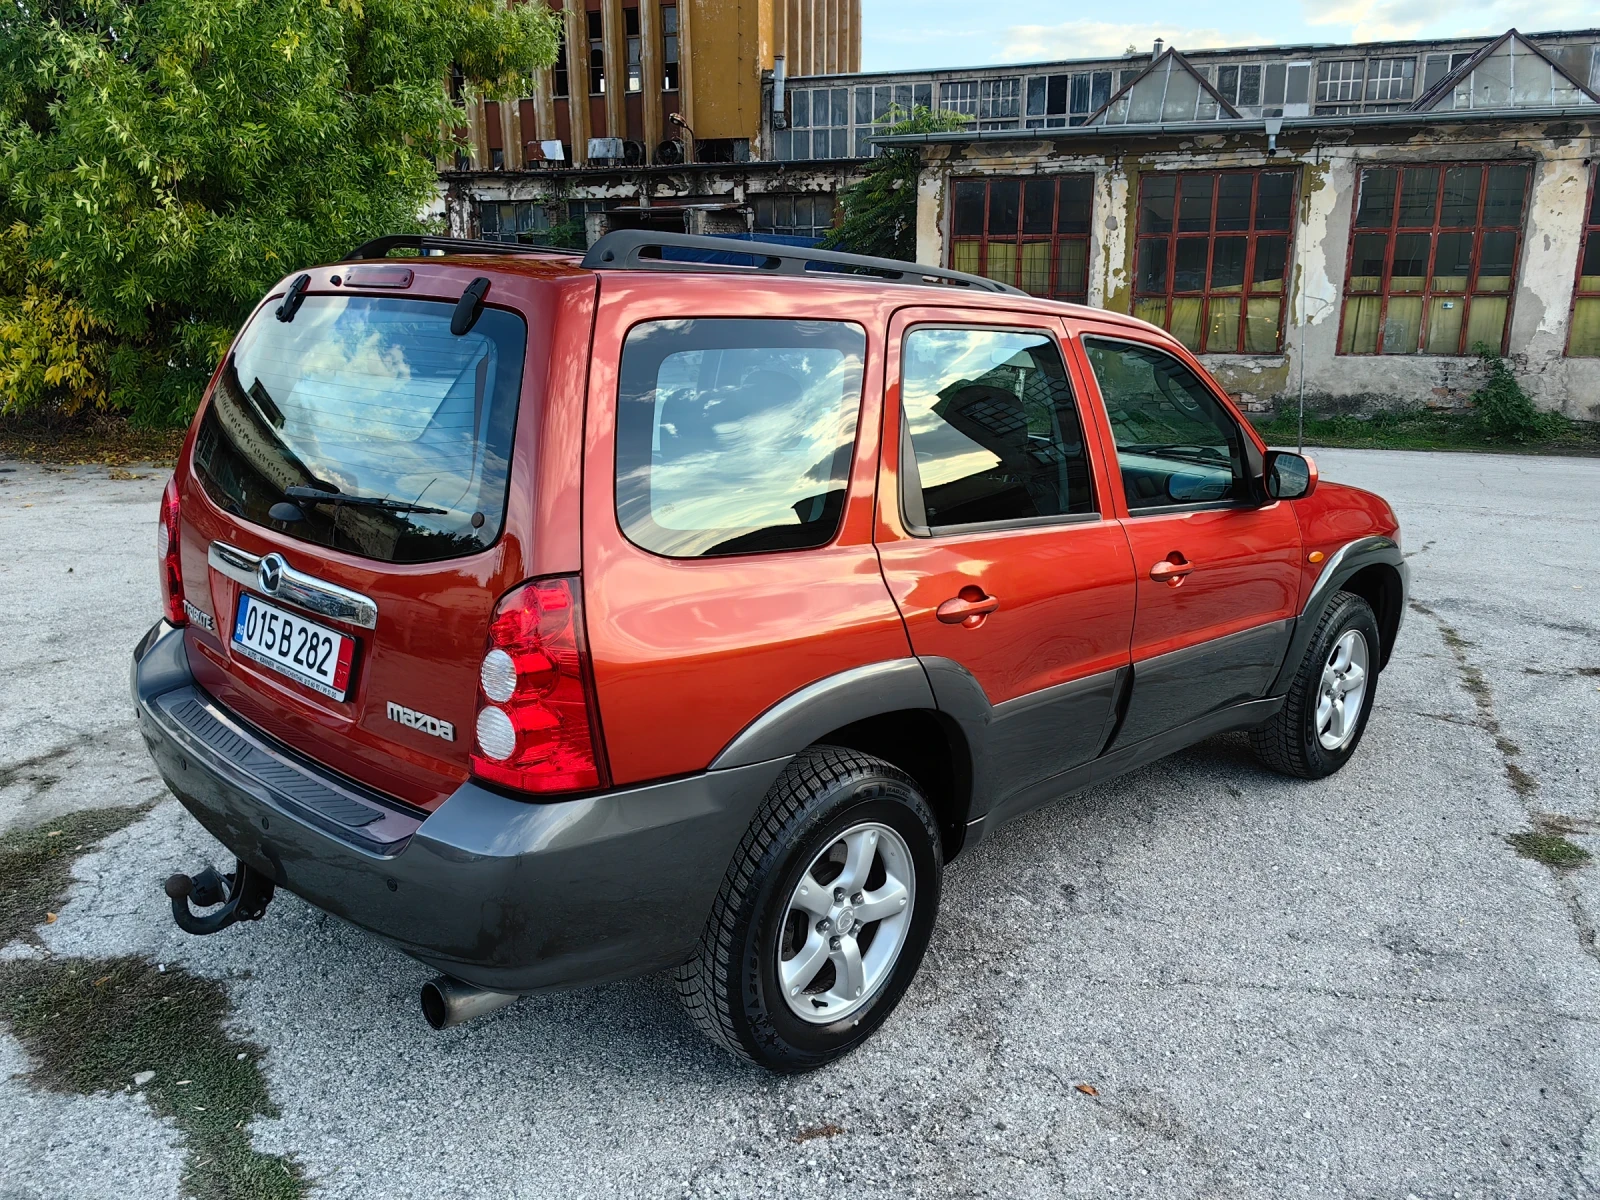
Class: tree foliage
819,105,969,262
0,0,559,424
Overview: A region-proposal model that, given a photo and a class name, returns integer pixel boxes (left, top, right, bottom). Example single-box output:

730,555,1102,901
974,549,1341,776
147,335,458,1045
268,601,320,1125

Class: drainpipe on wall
773,55,787,127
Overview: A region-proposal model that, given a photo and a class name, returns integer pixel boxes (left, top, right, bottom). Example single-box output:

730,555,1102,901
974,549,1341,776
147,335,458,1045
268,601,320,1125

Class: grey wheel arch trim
1270,534,1407,696
710,659,938,770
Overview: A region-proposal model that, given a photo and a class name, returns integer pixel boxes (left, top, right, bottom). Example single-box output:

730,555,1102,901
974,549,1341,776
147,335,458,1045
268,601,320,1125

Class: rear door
1067,325,1301,748
874,308,1136,805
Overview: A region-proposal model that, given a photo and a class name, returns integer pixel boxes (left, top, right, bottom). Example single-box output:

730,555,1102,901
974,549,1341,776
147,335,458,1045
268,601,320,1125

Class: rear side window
900,327,1095,532
1082,337,1246,511
615,319,866,558
193,295,526,563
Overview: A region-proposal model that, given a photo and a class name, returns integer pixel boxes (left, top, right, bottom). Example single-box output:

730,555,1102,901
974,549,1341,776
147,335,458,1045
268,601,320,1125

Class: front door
874,311,1136,808
1070,329,1301,748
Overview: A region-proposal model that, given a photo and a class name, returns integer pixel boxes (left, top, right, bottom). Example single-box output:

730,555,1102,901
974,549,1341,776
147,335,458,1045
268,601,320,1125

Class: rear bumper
132,622,787,992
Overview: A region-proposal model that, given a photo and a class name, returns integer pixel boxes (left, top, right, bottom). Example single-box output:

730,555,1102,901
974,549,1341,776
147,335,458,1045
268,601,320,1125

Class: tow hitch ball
164,861,275,935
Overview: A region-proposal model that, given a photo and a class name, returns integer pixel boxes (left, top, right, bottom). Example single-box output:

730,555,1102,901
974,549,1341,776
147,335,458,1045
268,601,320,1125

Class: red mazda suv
134,232,1406,1072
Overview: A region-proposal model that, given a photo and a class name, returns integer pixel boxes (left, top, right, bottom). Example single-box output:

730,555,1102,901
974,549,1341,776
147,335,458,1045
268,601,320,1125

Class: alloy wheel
1316,629,1369,750
778,822,916,1024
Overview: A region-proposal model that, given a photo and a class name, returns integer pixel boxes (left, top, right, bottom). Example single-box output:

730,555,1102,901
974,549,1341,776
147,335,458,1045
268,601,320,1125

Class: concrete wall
913,118,1600,419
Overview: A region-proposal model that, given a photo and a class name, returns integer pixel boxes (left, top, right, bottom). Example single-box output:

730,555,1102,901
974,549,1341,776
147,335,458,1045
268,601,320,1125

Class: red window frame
1336,162,1531,357
1567,165,1600,358
948,176,1093,303
1131,168,1298,356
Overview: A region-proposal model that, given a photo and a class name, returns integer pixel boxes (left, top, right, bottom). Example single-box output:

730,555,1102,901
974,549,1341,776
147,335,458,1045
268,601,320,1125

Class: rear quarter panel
580,275,915,786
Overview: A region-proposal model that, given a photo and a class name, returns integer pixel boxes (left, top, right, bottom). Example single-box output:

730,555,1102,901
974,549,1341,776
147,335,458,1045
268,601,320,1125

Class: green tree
819,105,969,262
0,0,559,424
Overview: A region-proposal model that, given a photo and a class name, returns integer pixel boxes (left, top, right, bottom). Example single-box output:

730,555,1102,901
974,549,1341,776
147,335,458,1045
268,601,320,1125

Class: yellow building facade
458,0,860,170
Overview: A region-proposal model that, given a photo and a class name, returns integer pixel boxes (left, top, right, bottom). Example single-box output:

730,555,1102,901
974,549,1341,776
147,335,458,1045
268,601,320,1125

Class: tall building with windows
455,0,860,170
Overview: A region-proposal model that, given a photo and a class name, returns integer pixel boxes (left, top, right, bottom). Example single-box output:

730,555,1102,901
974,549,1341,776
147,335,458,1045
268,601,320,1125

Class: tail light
156,477,186,626
470,576,609,795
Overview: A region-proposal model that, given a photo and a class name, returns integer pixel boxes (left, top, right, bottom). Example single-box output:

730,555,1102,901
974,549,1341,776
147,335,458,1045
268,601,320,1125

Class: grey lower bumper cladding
132,622,786,992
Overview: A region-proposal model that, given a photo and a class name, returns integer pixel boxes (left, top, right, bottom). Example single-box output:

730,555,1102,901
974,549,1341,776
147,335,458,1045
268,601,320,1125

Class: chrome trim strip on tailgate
208,542,379,630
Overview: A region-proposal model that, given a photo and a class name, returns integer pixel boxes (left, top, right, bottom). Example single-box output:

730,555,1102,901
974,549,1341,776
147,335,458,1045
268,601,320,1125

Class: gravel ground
1,449,1598,1199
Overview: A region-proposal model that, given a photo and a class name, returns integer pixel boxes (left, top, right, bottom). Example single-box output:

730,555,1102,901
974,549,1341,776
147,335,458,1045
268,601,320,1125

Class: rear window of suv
614,318,866,558
193,294,526,563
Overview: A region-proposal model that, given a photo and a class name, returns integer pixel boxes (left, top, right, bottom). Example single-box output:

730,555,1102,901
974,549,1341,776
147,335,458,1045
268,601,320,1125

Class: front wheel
1250,589,1381,779
674,746,942,1073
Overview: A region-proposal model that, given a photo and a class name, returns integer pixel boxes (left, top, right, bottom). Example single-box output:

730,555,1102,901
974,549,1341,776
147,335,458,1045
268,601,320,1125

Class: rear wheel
1250,590,1380,779
674,746,942,1073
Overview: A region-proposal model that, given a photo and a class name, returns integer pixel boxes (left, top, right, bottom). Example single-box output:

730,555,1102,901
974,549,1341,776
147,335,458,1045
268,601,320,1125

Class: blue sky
860,0,1594,73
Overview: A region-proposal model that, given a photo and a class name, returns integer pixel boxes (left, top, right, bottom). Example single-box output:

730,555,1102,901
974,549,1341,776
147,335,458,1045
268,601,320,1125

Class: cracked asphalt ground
2,448,1599,1199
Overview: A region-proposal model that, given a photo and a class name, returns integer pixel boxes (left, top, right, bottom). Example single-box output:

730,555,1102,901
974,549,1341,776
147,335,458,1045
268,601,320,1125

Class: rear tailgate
171,260,595,810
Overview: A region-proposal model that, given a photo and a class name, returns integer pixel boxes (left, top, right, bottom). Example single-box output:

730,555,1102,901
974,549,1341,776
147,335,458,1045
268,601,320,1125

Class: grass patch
1506,831,1592,870
0,803,153,946
1250,408,1600,456
0,412,184,467
0,956,306,1200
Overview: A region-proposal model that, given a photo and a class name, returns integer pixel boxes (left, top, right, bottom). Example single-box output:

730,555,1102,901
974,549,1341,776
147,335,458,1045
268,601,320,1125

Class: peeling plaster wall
911,119,1600,418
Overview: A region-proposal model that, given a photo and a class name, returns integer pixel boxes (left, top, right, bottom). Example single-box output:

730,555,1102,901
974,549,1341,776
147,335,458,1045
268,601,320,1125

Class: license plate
232,594,355,700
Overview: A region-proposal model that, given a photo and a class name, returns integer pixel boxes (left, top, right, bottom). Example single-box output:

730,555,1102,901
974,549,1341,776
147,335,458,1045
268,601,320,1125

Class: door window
900,327,1096,532
1082,338,1247,512
614,318,866,558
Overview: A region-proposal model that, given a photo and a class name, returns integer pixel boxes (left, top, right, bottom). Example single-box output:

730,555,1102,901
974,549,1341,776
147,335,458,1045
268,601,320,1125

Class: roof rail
580,230,1026,295
343,235,584,261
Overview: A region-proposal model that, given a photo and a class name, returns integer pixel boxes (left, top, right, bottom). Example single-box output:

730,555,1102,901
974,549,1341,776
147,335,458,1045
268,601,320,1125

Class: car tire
674,745,943,1073
1250,589,1382,780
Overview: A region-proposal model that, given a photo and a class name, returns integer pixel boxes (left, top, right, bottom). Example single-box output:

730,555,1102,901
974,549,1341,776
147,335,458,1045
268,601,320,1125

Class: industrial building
442,22,1600,415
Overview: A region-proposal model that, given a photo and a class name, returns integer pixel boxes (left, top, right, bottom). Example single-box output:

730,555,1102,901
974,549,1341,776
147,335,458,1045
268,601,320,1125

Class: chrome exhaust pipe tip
420,976,519,1030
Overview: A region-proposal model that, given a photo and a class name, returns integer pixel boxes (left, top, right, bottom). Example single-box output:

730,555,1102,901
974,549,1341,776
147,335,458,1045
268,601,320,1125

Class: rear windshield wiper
284,486,448,515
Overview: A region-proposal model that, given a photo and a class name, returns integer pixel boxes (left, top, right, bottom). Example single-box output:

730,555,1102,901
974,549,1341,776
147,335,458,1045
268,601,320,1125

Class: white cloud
998,21,1270,64
1300,0,1594,43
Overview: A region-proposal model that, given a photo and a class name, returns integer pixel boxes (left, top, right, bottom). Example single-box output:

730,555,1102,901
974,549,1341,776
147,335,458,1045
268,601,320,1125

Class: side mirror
1264,450,1317,500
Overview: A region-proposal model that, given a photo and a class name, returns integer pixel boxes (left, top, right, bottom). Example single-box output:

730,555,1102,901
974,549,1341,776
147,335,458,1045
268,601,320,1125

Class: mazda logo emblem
258,554,284,594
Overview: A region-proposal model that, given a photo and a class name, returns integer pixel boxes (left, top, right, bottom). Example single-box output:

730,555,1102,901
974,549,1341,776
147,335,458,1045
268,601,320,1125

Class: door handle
1149,554,1194,586
936,586,1000,628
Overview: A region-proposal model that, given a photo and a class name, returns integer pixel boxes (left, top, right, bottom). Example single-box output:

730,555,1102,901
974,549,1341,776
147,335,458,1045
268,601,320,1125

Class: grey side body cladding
710,535,1406,857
